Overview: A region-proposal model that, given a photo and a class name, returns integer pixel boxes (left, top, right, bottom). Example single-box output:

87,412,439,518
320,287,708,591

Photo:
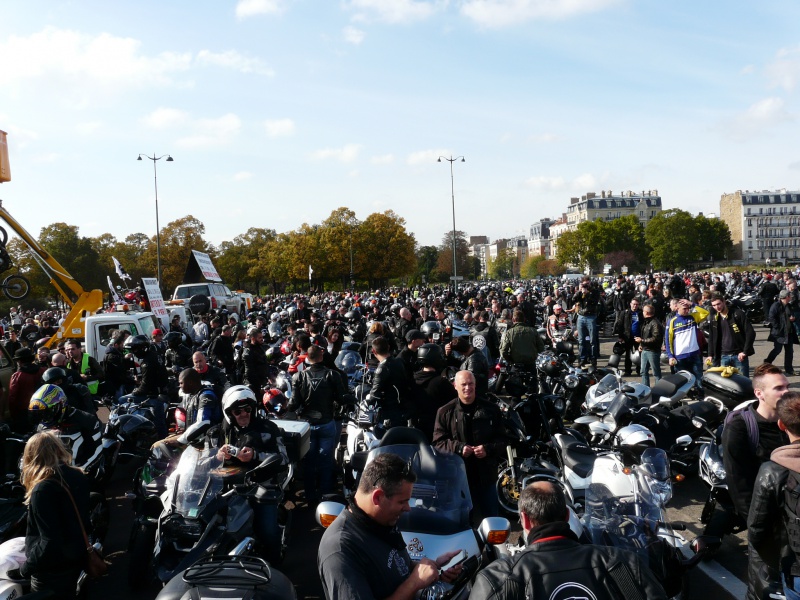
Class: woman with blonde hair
18,431,91,598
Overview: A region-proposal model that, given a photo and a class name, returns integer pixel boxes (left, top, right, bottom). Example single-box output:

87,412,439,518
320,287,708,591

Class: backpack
723,401,759,454
784,470,800,555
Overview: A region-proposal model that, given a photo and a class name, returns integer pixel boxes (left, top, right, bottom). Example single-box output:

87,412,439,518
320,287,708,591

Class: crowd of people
2,264,800,598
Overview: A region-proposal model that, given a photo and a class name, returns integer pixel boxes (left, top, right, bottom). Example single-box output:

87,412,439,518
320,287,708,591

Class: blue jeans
303,419,338,504
720,354,750,378
576,314,599,363
675,355,704,394
641,350,662,388
783,572,800,600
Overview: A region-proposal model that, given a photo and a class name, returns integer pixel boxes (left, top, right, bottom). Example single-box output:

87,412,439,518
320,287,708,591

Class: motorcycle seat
650,373,687,400
377,426,428,448
561,440,596,479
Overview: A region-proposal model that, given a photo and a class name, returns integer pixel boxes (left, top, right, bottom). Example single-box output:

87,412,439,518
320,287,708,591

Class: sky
2,0,800,251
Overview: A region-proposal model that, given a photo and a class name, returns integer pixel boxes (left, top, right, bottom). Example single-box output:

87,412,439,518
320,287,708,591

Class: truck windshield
174,285,210,299
138,315,161,337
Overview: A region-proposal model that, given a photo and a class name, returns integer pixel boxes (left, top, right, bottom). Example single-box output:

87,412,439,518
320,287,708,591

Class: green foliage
520,254,546,278
644,209,732,270
436,230,470,280
557,215,647,272
489,248,515,279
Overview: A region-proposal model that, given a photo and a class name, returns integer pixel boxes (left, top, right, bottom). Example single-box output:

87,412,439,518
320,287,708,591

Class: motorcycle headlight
710,458,726,481
564,374,579,389
553,397,565,414
646,476,673,506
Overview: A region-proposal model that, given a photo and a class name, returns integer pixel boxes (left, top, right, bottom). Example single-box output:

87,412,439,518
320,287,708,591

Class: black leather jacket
470,524,667,600
371,356,411,411
707,306,756,364
748,459,790,573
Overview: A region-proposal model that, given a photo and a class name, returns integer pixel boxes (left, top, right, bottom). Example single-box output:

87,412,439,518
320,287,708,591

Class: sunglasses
232,406,252,416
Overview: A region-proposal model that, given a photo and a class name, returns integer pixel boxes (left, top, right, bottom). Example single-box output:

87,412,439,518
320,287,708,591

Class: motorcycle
155,536,297,600
537,348,608,422
317,428,511,600
103,395,159,467
581,446,719,598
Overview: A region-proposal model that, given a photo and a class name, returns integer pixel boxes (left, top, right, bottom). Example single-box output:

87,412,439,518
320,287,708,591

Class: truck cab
83,309,162,363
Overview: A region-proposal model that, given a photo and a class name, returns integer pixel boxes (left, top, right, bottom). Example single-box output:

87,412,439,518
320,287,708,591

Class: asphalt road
84,321,792,599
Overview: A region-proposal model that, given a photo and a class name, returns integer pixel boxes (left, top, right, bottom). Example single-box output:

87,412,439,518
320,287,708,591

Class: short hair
709,292,725,303
295,333,312,351
357,453,416,497
178,367,201,386
518,482,567,526
306,345,323,362
369,321,384,335
512,309,525,324
451,336,469,352
112,332,128,346
778,391,800,436
64,339,80,348
642,304,654,316
371,336,391,356
753,363,784,391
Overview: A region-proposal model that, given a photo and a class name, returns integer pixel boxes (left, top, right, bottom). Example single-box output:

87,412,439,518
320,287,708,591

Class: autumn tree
319,208,362,288
359,211,415,288
489,248,515,280
436,230,470,282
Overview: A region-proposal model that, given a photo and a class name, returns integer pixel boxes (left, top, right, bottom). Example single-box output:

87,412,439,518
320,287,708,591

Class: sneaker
787,370,796,376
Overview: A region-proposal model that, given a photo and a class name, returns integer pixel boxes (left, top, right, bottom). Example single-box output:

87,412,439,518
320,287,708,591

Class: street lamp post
438,155,465,295
137,153,173,288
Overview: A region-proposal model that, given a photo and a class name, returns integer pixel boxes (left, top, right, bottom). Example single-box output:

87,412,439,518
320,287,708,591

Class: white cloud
371,154,394,164
75,122,102,135
572,172,597,189
407,149,450,165
740,65,755,75
235,0,285,19
343,26,366,45
310,144,362,162
765,45,800,91
461,0,622,28
141,107,189,129
0,27,192,88
344,0,442,24
720,97,792,141
176,113,242,148
264,118,295,137
528,132,560,143
233,171,253,181
196,50,274,76
524,175,566,190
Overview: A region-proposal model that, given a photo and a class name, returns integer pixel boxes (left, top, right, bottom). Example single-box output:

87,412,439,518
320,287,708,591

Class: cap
406,329,426,342
780,289,790,299
14,347,34,361
152,329,162,337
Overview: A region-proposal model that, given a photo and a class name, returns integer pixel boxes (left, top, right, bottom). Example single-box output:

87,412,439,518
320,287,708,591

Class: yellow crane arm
0,200,104,346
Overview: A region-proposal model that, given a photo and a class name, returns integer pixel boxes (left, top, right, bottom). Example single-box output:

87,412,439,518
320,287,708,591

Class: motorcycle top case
274,419,311,463
701,371,755,409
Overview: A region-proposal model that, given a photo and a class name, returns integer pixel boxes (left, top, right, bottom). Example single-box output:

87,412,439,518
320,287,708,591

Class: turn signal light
486,529,509,544
622,467,633,475
674,474,686,482
318,513,338,528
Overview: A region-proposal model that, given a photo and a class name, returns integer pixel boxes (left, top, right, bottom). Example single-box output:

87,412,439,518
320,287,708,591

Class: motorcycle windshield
368,444,472,533
604,392,636,428
335,350,363,374
169,445,225,518
593,374,618,397
638,448,673,507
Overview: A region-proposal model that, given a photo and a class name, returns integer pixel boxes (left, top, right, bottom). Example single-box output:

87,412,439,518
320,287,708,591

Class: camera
227,445,240,457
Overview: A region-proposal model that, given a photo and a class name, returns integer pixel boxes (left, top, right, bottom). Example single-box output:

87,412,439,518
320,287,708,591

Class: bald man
432,371,505,518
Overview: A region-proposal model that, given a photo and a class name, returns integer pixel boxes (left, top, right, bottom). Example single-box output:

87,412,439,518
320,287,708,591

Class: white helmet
270,312,280,321
221,385,258,425
616,424,656,456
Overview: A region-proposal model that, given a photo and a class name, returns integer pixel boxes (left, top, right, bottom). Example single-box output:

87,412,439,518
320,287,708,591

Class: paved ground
86,321,793,599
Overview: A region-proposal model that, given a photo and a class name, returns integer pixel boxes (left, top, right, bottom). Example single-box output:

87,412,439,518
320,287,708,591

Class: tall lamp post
137,153,173,288
438,155,465,294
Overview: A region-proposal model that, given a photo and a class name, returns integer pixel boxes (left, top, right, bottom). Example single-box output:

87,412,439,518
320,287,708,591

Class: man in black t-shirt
318,453,461,600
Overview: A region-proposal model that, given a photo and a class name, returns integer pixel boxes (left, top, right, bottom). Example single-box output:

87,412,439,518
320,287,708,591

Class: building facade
565,190,662,230
721,188,800,263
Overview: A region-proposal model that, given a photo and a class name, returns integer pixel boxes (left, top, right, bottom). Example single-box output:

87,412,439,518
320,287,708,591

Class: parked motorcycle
317,429,511,600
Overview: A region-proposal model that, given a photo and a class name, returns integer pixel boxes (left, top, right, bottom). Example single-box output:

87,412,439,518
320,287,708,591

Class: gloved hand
6,567,23,580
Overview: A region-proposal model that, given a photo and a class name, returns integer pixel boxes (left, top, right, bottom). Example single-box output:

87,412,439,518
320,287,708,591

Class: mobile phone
440,549,468,572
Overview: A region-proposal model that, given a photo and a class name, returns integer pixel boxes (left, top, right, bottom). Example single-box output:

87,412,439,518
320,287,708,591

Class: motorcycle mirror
691,416,707,429
690,534,722,557
674,434,693,447
621,385,636,394
316,500,345,528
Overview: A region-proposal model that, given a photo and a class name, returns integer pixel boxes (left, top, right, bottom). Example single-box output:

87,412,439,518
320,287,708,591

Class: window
747,207,751,215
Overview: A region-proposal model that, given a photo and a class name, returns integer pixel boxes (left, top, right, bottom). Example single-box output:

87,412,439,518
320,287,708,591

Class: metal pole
349,229,354,289
152,155,162,288
450,159,457,295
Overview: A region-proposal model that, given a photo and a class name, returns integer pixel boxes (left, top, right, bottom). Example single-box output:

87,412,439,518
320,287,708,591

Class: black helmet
390,303,402,316
420,321,441,339
416,343,446,370
344,310,360,323
164,331,185,348
42,367,68,384
124,334,150,358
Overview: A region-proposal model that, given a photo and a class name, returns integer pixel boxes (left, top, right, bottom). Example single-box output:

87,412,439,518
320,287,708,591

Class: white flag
113,256,131,281
108,276,123,303
309,265,313,279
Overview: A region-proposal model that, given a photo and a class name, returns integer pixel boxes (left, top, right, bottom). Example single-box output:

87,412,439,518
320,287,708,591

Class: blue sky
2,0,800,251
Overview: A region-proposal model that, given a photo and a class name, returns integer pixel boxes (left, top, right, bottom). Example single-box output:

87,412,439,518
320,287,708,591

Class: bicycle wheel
2,274,29,300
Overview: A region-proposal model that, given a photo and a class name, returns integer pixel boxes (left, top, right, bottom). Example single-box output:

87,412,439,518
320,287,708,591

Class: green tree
415,245,440,284
319,208,362,287
359,211,416,288
149,215,211,293
645,209,698,270
694,215,732,262
520,254,546,278
436,230,470,281
489,248,515,279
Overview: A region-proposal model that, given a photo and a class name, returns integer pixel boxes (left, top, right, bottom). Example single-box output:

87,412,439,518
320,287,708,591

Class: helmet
536,352,560,377
616,424,656,457
390,303,401,316
164,331,184,348
42,367,67,384
612,341,625,356
335,349,361,374
124,334,151,358
287,306,297,319
279,310,289,320
344,310,359,323
29,384,67,427
416,343,446,371
629,349,641,366
270,312,280,322
221,385,258,425
420,321,441,339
